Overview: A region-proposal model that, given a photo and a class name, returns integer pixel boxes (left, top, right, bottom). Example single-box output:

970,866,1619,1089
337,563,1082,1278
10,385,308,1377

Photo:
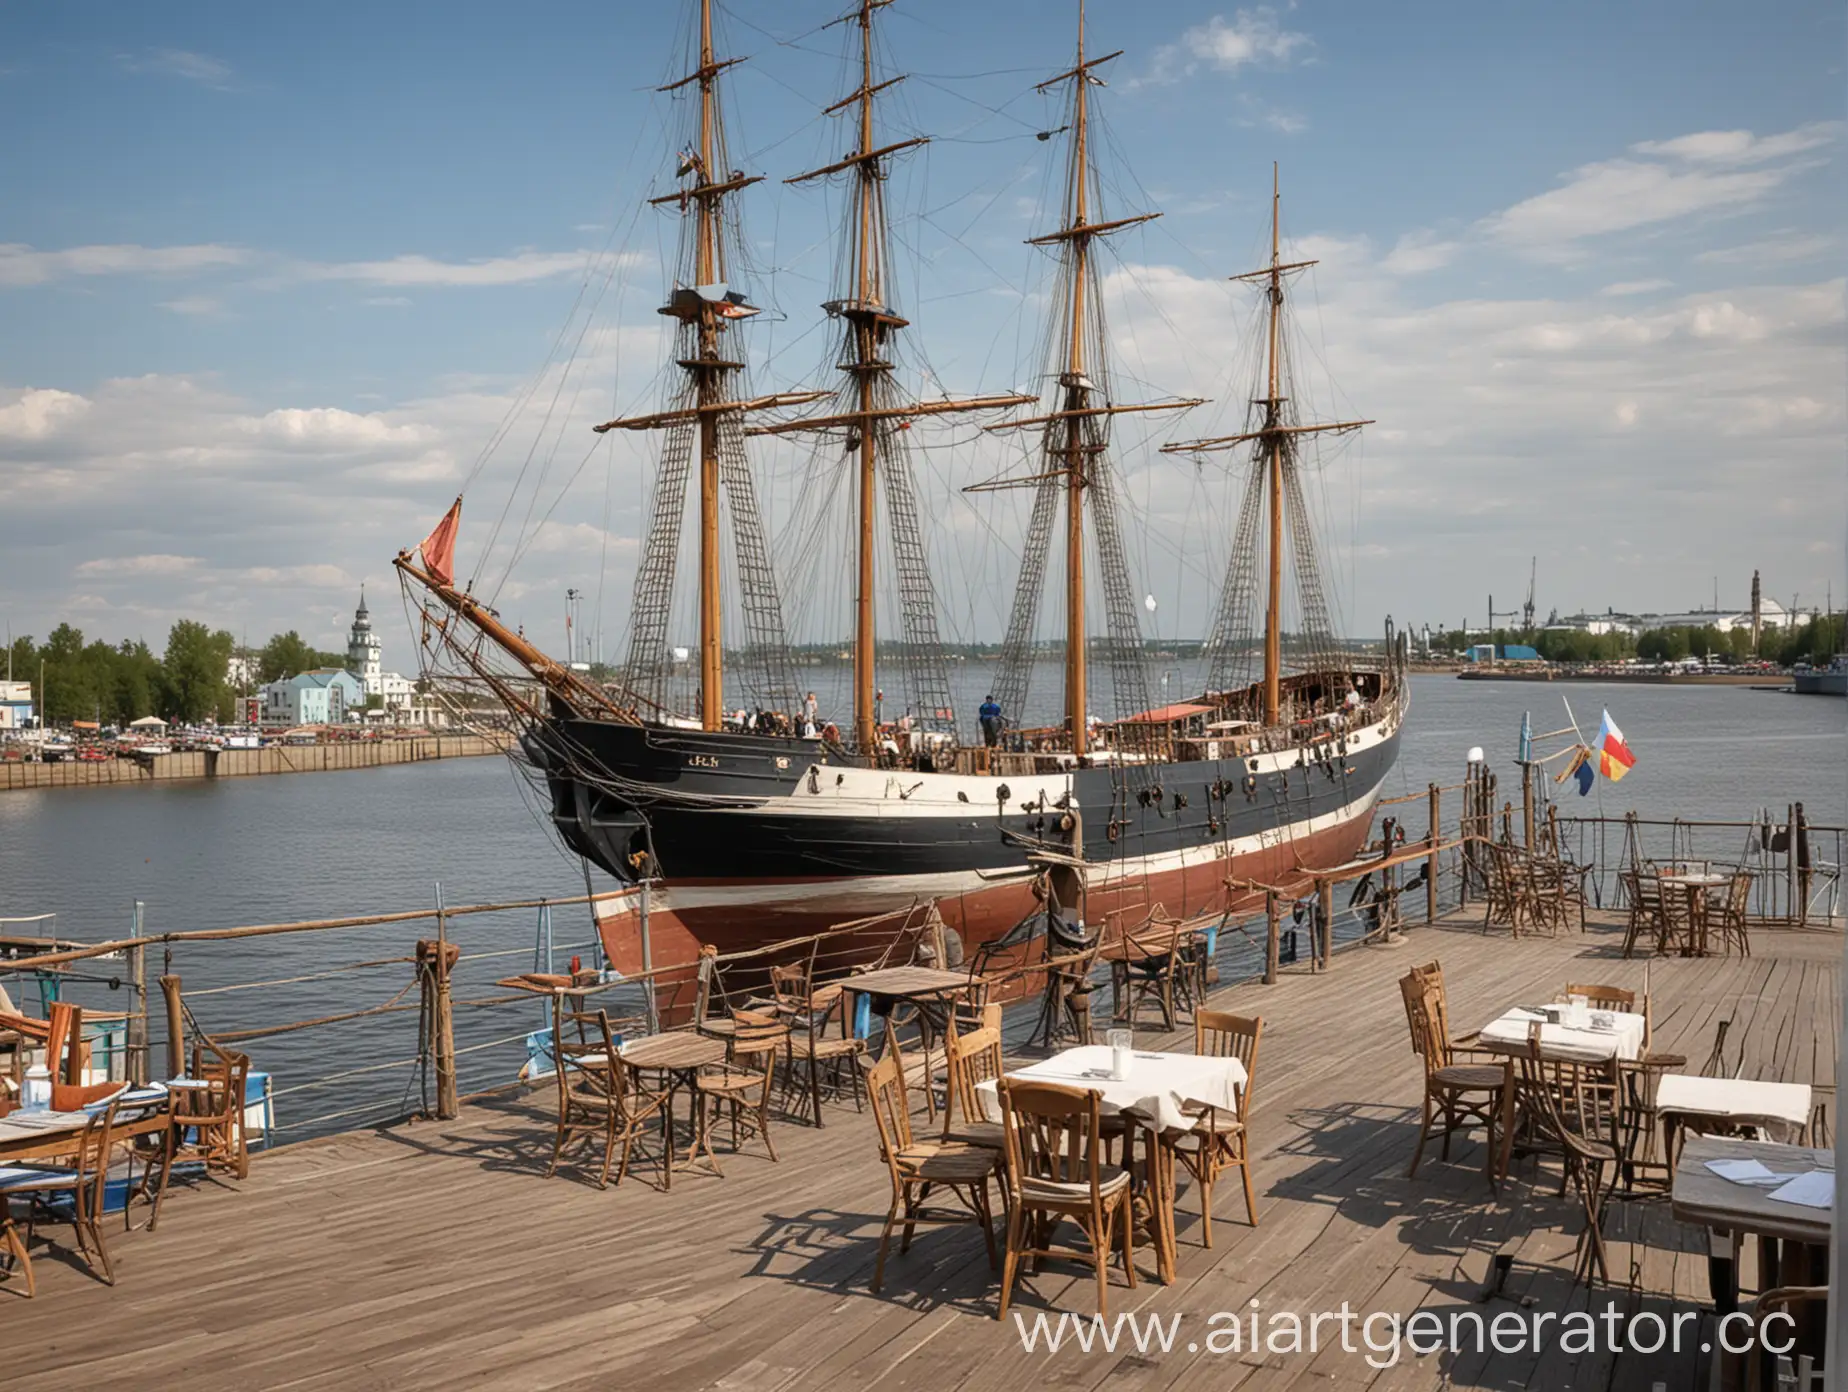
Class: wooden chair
1746,1287,1830,1391
1522,855,1569,936
0,1098,122,1297
1515,1022,1619,1285
544,1008,665,1189
1715,872,1753,956
1618,871,1658,957
783,986,865,1127
941,1016,1005,1151
995,1077,1136,1319
696,1008,784,1163
1656,884,1696,956
149,1038,250,1226
1558,983,1636,1013
1171,1011,1262,1245
865,1052,999,1295
1109,921,1189,1031
1402,974,1511,1188
1481,843,1530,935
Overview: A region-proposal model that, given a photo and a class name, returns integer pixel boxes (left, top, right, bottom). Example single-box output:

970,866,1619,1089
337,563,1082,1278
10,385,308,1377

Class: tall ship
395,0,1407,974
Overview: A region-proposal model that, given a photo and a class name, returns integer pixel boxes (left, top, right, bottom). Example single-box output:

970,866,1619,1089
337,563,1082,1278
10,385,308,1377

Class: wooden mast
771,0,1031,752
1262,163,1284,727
851,0,880,753
1162,168,1370,728
1062,1,1091,754
968,6,1200,750
693,0,724,731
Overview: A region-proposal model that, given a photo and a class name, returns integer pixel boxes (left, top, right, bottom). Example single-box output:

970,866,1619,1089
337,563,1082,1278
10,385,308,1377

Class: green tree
259,630,319,683
39,623,97,723
161,621,235,722
110,640,160,722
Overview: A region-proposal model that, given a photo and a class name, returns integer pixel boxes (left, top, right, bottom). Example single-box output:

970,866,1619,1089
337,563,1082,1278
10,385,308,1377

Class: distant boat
1792,656,1848,696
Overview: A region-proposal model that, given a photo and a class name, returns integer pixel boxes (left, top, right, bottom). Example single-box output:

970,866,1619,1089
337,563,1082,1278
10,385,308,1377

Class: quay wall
0,733,509,792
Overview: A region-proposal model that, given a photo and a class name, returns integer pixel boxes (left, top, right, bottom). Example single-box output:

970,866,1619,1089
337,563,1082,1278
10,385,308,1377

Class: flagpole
1560,694,1584,744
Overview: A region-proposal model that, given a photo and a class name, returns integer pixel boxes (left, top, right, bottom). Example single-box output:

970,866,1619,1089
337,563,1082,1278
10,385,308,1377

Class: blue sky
2,0,1842,659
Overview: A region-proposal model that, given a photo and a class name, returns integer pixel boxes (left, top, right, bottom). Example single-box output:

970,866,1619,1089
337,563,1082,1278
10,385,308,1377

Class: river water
1,672,1839,1136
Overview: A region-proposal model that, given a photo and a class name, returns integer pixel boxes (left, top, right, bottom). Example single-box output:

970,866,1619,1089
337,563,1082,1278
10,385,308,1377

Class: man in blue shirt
979,695,1003,747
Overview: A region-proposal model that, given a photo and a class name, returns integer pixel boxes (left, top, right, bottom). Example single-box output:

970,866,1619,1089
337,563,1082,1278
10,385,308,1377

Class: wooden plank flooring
5,912,1838,1391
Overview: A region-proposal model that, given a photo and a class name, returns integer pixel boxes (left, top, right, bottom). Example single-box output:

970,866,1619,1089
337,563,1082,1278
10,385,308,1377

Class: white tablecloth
1656,1074,1813,1128
1477,1007,1647,1064
974,1045,1246,1133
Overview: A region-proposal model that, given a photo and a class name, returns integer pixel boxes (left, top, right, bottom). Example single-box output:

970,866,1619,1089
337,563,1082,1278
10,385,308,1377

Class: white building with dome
345,591,442,724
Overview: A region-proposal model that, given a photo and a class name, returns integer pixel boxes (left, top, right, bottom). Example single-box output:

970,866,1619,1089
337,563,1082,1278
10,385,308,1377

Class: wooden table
1,1088,176,1229
1672,1136,1832,1383
1476,1006,1647,1064
845,965,977,1120
1656,1075,1813,1165
976,1045,1248,1284
618,1032,727,1188
1659,872,1730,956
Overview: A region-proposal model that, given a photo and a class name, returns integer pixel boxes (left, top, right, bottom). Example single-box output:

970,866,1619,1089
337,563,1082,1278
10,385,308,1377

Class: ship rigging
393,0,1407,971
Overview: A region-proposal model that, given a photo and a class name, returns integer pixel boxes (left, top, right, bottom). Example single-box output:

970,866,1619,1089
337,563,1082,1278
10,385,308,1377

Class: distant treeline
7,624,346,726
1428,617,1843,666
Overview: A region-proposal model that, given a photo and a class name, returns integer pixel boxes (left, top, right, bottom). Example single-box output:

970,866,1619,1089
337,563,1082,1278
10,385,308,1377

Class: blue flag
1574,752,1595,796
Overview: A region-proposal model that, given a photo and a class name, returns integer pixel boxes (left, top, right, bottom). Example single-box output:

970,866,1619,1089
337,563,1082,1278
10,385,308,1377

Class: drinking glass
1107,1028,1132,1080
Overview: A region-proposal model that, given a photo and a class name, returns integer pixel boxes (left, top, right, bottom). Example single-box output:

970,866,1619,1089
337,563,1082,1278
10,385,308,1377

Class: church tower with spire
346,588,383,696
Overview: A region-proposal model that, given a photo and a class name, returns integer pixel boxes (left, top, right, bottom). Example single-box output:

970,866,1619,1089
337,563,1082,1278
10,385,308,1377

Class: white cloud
75,554,204,576
298,250,600,287
1632,123,1840,165
0,388,90,439
1696,231,1837,265
1481,124,1837,259
158,295,226,317
1380,232,1460,276
118,48,235,90
0,244,626,291
1143,8,1311,85
1599,279,1673,297
1181,9,1311,71
0,243,251,287
242,406,433,449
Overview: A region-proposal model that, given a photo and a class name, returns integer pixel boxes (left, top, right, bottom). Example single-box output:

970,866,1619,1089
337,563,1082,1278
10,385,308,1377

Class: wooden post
1426,783,1441,926
1521,762,1535,849
1795,802,1811,927
1786,802,1797,925
127,948,148,1086
1318,877,1334,967
159,974,186,1080
639,871,659,1036
694,944,718,1025
1459,768,1472,909
434,892,458,1121
1263,890,1280,985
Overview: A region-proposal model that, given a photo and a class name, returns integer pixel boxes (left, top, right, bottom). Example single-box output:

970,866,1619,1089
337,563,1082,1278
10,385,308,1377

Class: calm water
1,671,1839,1134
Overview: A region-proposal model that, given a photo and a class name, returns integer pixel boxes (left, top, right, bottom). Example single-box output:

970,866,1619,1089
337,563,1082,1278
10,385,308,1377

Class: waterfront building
0,680,34,730
260,668,364,727
344,591,435,723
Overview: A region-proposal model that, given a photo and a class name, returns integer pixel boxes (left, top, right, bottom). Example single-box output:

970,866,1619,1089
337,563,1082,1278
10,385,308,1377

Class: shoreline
1454,668,1771,685
0,731,510,793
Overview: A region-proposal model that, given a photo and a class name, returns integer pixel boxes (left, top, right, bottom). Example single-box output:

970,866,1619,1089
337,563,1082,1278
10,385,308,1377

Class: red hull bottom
594,810,1380,996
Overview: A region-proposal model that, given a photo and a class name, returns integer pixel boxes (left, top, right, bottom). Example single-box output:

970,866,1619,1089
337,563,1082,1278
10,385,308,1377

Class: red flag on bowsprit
419,497,463,585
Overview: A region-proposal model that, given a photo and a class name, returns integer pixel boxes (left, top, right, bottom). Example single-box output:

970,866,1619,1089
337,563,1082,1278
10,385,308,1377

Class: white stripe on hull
595,771,1384,924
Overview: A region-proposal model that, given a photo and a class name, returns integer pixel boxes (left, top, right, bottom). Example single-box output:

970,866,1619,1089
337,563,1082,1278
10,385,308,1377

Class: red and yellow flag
1593,709,1636,782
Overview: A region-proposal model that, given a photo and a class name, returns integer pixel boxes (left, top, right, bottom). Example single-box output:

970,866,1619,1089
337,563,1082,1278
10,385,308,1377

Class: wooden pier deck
7,910,1838,1391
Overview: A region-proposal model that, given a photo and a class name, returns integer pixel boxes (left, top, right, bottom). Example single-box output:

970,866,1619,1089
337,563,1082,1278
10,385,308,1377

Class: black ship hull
528,687,1405,963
